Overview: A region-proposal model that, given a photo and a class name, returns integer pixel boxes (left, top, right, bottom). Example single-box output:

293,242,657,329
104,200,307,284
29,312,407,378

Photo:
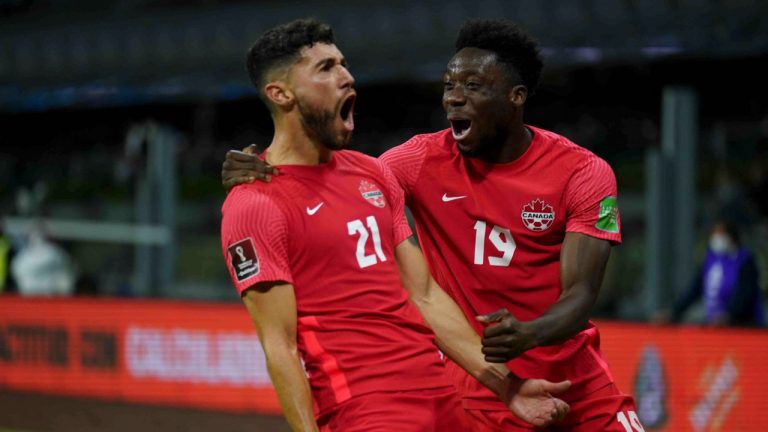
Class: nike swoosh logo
306,202,324,215
442,193,467,202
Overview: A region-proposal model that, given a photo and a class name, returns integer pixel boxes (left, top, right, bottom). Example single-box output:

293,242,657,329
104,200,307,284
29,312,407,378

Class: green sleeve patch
596,196,619,233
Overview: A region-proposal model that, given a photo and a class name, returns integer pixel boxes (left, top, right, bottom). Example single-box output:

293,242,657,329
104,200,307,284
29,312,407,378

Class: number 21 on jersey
347,216,386,268
473,220,516,266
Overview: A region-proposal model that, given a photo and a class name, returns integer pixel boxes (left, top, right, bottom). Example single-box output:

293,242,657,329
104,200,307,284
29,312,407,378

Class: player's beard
297,98,351,150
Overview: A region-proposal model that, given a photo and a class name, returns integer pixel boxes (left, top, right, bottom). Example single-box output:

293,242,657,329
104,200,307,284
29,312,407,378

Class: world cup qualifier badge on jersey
228,238,260,282
358,179,386,208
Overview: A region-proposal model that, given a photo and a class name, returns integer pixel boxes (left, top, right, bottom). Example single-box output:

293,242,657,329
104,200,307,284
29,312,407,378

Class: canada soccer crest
358,179,386,208
521,198,555,232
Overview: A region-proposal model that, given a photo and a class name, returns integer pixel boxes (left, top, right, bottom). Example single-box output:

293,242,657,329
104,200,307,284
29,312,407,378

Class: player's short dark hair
455,19,543,94
246,18,335,102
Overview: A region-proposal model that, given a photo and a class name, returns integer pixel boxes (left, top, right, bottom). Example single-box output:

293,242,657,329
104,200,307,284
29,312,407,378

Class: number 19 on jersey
473,220,516,266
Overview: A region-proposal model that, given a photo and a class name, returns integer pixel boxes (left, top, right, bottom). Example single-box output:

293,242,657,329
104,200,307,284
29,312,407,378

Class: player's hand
504,377,571,427
477,308,538,362
222,144,279,191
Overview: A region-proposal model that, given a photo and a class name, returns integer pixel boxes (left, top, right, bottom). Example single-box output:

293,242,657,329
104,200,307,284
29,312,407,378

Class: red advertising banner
0,296,280,414
1,296,767,430
597,320,768,431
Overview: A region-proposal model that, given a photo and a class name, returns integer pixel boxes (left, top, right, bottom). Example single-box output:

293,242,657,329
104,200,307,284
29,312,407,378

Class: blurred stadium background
1,0,767,431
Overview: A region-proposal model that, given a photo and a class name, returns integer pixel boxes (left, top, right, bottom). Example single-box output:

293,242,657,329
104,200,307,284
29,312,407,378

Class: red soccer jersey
221,150,450,417
380,125,622,409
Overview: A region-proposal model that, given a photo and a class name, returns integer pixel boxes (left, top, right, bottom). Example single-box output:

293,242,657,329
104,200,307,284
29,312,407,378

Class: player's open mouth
450,119,472,140
340,92,356,132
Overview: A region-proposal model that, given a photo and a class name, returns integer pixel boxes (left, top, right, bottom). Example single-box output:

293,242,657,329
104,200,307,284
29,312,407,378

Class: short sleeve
374,158,413,246
379,134,430,199
564,156,622,244
220,188,294,295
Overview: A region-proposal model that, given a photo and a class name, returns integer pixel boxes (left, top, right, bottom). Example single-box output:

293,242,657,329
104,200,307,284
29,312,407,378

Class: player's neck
267,118,333,165
479,124,533,164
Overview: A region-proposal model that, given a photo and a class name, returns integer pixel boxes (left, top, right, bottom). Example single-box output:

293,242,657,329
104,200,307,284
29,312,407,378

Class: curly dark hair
246,18,335,100
455,19,543,94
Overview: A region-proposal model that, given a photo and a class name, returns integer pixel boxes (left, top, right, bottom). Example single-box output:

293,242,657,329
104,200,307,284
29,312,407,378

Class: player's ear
509,84,528,107
264,81,294,109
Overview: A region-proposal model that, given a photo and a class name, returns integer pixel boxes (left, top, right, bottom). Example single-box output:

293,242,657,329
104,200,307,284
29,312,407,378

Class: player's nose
338,65,355,89
443,87,466,106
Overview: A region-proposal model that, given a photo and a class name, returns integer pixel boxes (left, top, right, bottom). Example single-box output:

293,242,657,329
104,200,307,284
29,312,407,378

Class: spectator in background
10,224,76,296
657,218,765,327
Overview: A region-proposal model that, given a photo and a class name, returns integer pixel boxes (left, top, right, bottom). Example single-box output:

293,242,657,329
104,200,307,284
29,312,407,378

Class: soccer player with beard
221,19,571,432
223,19,644,432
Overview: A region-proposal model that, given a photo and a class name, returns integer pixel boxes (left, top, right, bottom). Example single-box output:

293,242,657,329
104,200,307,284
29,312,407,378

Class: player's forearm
413,281,517,399
263,342,318,432
529,233,608,348
394,240,521,397
526,283,596,347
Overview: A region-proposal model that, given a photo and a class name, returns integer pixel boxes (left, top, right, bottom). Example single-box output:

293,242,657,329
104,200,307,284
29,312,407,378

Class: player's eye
318,60,335,72
443,81,455,90
466,81,480,90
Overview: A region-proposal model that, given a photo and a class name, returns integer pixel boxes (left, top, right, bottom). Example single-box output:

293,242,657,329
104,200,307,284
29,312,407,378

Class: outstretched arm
479,232,610,361
242,282,317,432
395,238,570,427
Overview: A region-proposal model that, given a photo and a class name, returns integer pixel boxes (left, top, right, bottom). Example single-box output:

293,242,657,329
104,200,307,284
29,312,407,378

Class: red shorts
317,386,470,432
464,383,645,432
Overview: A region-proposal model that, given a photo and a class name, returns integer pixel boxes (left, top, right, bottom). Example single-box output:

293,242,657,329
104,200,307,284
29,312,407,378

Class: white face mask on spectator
709,233,735,255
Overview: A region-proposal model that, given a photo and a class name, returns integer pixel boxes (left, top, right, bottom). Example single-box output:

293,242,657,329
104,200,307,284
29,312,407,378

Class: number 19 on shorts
616,410,644,432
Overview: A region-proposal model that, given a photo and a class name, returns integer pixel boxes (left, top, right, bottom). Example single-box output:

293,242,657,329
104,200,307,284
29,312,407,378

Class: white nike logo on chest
306,202,324,215
442,193,467,202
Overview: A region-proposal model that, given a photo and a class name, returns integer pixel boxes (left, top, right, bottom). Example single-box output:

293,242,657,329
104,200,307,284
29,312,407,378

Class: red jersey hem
314,379,455,418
